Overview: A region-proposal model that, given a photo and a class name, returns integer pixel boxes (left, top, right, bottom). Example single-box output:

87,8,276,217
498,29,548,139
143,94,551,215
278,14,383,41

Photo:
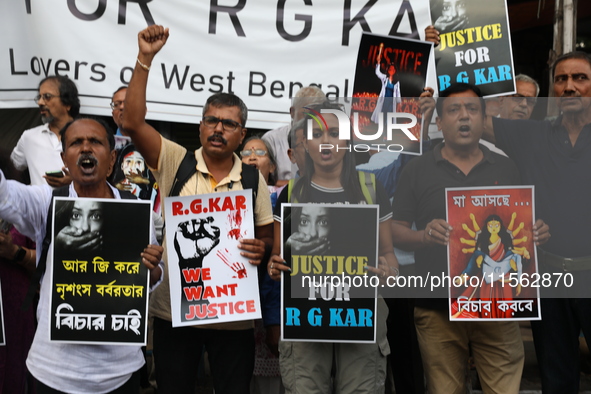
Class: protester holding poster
0,118,163,393
391,83,549,394
123,25,273,394
0,152,37,393
268,100,398,393
240,136,284,392
108,86,161,215
482,51,591,394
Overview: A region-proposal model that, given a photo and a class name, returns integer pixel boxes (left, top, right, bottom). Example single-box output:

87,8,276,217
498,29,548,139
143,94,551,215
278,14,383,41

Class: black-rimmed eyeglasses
202,116,242,132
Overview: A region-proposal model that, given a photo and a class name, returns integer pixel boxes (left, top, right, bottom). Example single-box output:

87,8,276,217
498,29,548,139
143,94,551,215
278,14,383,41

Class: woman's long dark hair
290,101,366,204
475,214,513,255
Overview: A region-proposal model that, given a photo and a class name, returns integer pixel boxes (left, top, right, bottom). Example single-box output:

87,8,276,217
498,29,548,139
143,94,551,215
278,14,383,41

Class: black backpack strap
118,189,138,200
240,162,259,209
22,186,69,310
169,150,198,197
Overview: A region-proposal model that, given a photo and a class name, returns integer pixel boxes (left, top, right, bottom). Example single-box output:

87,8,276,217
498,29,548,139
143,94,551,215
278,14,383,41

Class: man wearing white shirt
10,76,78,187
0,118,163,393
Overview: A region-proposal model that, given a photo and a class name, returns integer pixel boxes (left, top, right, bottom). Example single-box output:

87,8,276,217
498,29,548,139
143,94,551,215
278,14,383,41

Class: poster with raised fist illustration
164,190,261,327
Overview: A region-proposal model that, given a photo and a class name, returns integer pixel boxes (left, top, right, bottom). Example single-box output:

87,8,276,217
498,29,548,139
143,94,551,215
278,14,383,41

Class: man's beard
41,113,54,124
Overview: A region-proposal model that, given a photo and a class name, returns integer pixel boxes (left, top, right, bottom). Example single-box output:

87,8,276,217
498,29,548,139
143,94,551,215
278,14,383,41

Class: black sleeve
492,117,536,160
273,185,289,222
391,160,417,224
375,179,392,222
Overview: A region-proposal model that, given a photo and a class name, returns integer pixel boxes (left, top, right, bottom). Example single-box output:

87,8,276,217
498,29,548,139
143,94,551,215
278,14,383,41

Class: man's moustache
208,135,228,145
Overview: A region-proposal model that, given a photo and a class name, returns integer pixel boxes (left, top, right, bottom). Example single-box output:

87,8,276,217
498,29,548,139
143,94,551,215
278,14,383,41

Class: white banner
0,0,432,129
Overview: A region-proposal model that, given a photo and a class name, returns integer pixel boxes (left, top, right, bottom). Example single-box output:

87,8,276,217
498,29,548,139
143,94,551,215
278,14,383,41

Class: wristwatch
12,246,26,263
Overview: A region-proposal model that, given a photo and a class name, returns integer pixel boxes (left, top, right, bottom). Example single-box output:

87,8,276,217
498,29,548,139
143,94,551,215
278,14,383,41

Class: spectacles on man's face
509,94,537,107
110,101,124,110
34,93,58,103
202,116,242,132
240,149,267,158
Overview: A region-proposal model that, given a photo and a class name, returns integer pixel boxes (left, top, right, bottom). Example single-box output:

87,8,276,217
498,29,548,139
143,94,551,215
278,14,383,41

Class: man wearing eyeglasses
111,86,128,136
497,74,539,120
479,74,539,156
10,76,78,187
262,85,325,183
483,51,591,394
123,25,273,394
107,86,158,205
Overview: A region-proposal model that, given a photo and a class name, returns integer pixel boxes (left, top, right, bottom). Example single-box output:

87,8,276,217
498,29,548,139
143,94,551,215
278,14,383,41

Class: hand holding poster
50,198,152,345
430,0,515,97
446,186,541,321
164,190,261,327
281,204,378,343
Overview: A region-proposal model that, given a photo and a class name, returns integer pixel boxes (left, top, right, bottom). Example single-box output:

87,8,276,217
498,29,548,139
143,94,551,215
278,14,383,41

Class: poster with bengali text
50,198,152,345
430,0,515,97
281,204,378,342
446,186,540,321
164,190,261,327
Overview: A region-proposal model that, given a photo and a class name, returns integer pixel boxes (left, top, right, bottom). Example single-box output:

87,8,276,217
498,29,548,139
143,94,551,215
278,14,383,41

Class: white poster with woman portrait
446,186,541,321
50,197,152,344
164,190,261,327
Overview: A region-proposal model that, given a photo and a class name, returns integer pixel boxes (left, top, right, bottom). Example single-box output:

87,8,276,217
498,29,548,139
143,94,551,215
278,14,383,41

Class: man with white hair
262,86,326,182
498,74,540,120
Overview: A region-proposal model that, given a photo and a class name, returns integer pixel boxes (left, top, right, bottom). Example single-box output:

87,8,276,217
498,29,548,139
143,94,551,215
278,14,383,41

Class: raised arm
482,115,496,144
123,25,170,169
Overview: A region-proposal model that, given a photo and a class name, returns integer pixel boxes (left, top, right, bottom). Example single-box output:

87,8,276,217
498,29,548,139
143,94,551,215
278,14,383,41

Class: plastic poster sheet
164,190,261,327
50,197,152,345
352,33,433,155
281,204,378,343
429,0,516,97
446,186,541,321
